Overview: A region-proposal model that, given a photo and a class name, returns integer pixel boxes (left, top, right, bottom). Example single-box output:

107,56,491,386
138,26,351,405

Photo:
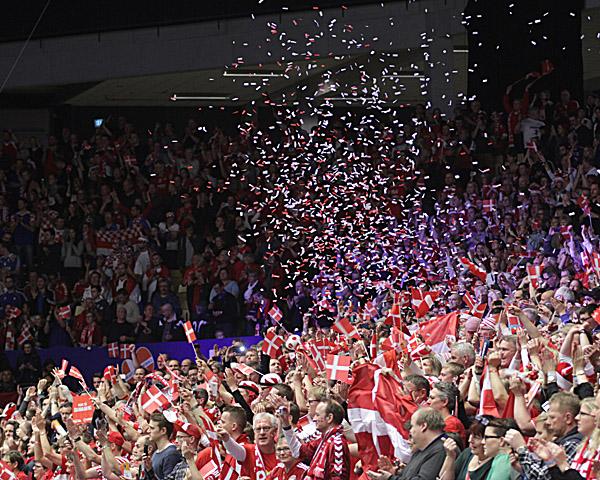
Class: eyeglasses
483,435,502,440
580,411,597,418
255,427,273,432
276,447,291,452
308,399,319,404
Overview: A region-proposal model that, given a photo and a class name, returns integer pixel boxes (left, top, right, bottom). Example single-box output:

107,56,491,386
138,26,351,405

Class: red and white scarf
571,438,598,480
305,425,345,480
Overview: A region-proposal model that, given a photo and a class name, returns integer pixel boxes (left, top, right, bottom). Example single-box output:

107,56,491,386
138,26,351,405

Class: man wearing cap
218,412,279,480
279,399,350,480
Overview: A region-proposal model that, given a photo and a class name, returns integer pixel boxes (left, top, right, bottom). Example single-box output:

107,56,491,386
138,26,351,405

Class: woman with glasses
566,397,599,478
266,437,309,480
481,418,515,479
439,417,515,480
440,418,492,480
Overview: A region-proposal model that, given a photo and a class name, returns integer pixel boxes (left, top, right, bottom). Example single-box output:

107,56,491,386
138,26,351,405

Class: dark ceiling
1,1,418,42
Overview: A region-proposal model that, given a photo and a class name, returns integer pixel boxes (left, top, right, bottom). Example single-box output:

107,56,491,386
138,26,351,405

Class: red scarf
571,438,598,479
80,324,96,347
305,425,345,480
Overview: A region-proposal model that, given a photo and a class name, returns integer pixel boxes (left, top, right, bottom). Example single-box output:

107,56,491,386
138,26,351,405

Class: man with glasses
296,386,327,443
219,412,279,480
367,407,446,480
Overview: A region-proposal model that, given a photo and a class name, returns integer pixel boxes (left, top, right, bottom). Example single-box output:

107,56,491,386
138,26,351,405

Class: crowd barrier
3,336,262,387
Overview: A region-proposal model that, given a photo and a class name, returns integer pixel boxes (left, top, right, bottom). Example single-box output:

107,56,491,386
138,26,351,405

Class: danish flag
459,257,487,282
183,321,197,343
17,324,33,346
463,292,486,318
526,265,544,289
120,344,135,360
103,365,117,383
141,385,171,414
57,305,71,320
482,199,496,214
261,330,285,357
385,303,403,328
69,365,87,389
406,333,430,360
107,342,119,358
369,332,378,359
479,366,499,416
268,305,283,324
325,354,352,384
332,317,360,340
410,288,440,318
0,460,17,480
305,341,326,372
363,301,378,321
5,306,21,320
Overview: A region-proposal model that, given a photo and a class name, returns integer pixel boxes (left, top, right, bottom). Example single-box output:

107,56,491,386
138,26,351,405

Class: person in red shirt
280,399,350,480
427,382,467,447
267,437,308,480
3,450,28,480
195,406,249,471
219,412,279,480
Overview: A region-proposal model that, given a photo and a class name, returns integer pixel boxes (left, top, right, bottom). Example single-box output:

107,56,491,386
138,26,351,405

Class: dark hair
321,399,345,425
272,384,294,402
485,418,518,437
5,450,24,470
150,412,173,437
222,405,247,432
406,374,431,396
290,403,301,424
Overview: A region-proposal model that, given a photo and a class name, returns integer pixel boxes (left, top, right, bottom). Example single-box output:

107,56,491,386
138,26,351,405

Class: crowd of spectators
1,69,600,480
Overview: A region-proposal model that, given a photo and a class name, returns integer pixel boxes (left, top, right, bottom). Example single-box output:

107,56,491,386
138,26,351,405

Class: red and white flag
418,311,459,353
482,199,496,214
262,330,285,358
141,385,171,414
410,288,440,318
479,366,499,416
385,303,403,328
369,332,378,359
348,363,417,469
0,460,17,480
183,321,197,343
57,305,71,320
527,265,544,290
363,301,378,321
57,359,69,379
325,354,352,384
17,324,33,346
407,333,431,360
107,342,119,358
459,257,487,282
69,366,88,389
230,362,258,377
5,306,21,320
120,344,135,360
463,292,486,318
268,305,283,324
332,317,360,340
103,365,117,383
304,341,326,372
